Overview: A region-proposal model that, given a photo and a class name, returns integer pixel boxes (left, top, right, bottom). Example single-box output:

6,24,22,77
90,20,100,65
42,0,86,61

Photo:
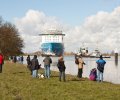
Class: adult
96,55,106,82
31,55,39,78
26,55,32,75
77,56,85,78
26,55,31,65
9,56,13,63
43,55,52,78
57,56,66,82
20,56,24,64
13,56,17,63
0,53,4,73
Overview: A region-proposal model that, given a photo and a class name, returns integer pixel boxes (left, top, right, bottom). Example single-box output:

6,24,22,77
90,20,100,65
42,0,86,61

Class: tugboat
76,44,89,57
89,48,101,58
89,48,111,58
75,43,111,58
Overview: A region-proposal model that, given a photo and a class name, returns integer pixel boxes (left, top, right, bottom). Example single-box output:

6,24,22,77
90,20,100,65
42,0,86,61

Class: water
23,56,120,84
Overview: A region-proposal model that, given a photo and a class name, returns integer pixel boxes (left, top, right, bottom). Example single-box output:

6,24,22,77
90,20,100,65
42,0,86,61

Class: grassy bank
0,61,120,100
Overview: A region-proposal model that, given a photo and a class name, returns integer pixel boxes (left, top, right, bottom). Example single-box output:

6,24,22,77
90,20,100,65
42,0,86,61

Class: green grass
0,61,120,100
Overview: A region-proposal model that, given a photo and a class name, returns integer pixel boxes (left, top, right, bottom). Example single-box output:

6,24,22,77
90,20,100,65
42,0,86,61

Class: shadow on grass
12,71,28,74
69,78,85,81
51,75,59,77
67,77,87,82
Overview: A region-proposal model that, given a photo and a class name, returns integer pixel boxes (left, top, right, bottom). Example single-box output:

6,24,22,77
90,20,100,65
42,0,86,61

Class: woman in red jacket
0,53,4,73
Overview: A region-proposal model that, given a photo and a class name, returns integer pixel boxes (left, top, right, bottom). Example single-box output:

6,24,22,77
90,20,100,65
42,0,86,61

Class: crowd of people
25,54,106,82
9,56,24,64
0,52,106,82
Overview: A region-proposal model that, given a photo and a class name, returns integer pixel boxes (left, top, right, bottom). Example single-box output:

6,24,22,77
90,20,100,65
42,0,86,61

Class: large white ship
39,30,65,56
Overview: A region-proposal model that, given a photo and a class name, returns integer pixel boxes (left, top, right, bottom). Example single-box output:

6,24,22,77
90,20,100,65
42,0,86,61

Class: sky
1,0,120,53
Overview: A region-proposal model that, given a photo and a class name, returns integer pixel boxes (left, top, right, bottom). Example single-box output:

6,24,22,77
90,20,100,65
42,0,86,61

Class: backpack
97,65,104,73
75,58,79,64
89,68,97,81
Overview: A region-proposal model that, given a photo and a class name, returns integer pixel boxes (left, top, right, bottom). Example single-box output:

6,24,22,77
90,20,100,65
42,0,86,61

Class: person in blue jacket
96,55,106,82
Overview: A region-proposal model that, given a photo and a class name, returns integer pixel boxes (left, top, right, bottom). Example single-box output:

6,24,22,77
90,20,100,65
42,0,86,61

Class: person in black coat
26,55,32,75
57,56,66,82
26,55,31,65
20,56,24,64
31,55,40,78
13,56,17,63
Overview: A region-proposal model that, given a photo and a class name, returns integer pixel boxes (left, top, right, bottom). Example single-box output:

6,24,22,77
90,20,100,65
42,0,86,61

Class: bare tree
0,17,24,59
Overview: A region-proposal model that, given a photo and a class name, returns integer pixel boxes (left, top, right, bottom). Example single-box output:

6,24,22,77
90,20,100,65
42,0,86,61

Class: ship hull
41,43,64,56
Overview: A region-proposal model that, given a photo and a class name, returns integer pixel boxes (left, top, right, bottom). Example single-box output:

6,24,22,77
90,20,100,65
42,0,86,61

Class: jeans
97,69,103,82
44,65,50,78
59,71,66,81
32,70,38,78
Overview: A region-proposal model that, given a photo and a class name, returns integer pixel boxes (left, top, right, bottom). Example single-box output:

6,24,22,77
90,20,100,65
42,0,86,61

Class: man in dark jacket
0,53,4,73
57,56,66,82
26,55,32,75
31,55,39,77
43,55,52,78
26,55,31,65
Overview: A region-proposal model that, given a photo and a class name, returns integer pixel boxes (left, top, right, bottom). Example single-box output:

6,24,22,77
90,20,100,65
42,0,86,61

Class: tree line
0,17,24,59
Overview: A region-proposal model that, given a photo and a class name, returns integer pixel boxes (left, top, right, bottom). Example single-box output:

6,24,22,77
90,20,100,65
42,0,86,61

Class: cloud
14,7,120,53
14,9,68,53
65,6,120,53
20,34,40,53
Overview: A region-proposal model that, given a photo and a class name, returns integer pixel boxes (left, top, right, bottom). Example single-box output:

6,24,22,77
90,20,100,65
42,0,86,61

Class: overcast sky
1,0,120,53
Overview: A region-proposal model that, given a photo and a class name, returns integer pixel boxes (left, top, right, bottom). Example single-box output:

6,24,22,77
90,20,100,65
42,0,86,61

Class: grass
0,61,120,100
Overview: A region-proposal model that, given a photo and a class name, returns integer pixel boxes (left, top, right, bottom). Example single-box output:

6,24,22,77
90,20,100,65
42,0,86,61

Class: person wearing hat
0,53,4,73
57,56,66,82
96,55,106,82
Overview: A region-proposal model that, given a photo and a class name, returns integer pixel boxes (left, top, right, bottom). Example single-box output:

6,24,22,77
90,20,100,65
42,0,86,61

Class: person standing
43,55,52,78
96,55,106,82
26,55,31,65
31,55,39,78
57,56,66,82
13,56,17,63
9,56,13,63
20,56,24,64
26,55,32,75
77,56,85,78
0,53,4,73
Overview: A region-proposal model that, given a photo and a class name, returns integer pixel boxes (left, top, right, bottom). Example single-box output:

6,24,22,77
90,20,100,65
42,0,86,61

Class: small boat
76,47,111,58
75,44,89,57
89,49,111,58
89,49,101,58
